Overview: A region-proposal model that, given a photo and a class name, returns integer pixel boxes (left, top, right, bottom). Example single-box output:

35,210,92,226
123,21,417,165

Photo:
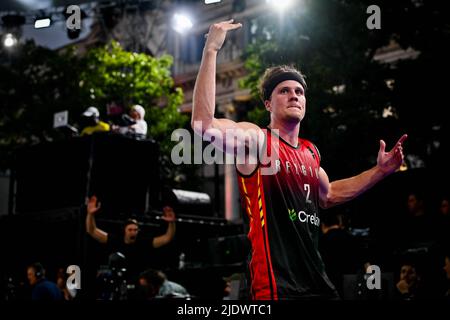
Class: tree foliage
0,41,188,176
79,41,186,144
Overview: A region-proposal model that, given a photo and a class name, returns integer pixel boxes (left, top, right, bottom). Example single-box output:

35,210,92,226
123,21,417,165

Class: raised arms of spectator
85,195,108,244
152,206,176,249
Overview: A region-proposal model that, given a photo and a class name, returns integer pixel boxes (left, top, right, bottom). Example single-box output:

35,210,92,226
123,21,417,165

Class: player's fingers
396,134,408,146
227,22,242,30
379,140,386,153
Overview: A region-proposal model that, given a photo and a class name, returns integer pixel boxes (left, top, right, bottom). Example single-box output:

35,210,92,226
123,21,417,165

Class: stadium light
34,17,51,29
172,13,193,34
3,33,17,48
266,0,293,11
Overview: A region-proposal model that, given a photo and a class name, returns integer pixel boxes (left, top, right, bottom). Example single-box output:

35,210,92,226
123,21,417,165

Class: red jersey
237,128,338,299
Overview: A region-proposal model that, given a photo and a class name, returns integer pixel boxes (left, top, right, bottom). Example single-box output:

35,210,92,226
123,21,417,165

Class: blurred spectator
85,196,176,281
56,267,76,300
80,106,110,136
440,197,449,216
407,192,426,217
395,262,424,300
319,211,361,297
27,263,63,301
436,195,450,250
222,273,245,300
116,104,147,138
136,269,188,299
443,253,450,298
399,192,436,248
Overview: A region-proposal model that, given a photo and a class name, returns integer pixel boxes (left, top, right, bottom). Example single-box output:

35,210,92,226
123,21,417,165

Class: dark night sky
0,0,95,12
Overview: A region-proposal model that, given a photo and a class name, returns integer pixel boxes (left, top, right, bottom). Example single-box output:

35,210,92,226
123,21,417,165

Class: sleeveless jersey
237,128,338,300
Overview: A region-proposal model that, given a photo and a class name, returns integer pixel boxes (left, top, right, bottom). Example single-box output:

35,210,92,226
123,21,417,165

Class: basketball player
191,20,407,299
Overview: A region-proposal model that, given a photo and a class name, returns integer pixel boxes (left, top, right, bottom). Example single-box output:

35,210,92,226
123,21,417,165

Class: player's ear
264,100,271,112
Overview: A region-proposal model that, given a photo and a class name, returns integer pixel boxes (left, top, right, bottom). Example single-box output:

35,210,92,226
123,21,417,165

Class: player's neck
268,119,300,147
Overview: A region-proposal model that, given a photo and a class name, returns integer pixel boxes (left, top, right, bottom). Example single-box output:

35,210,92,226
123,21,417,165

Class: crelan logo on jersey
288,209,296,221
287,208,320,227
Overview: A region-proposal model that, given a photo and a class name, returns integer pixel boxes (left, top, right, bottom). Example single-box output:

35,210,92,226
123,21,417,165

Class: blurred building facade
96,0,267,221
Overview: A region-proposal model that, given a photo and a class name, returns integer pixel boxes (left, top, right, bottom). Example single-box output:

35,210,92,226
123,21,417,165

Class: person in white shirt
118,104,148,137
